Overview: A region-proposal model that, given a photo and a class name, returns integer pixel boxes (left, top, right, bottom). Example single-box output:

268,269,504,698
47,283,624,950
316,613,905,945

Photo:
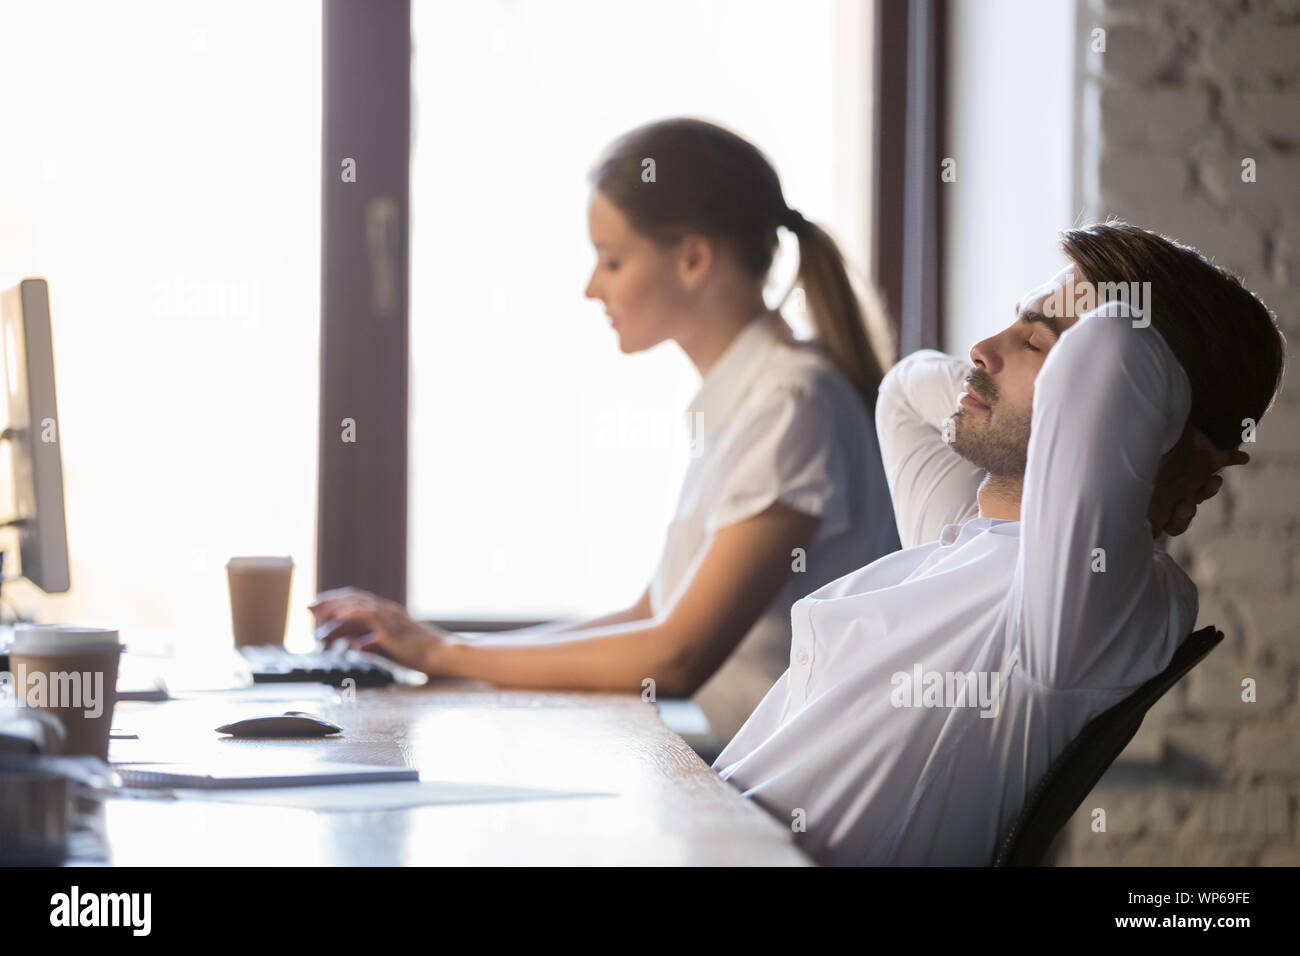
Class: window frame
317,0,412,606
317,0,947,629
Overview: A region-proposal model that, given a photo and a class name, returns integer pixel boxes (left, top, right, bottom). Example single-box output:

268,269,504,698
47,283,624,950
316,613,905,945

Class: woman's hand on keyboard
308,587,453,675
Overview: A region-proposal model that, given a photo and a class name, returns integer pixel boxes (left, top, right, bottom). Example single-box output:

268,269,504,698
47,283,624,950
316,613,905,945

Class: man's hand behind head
1148,423,1251,538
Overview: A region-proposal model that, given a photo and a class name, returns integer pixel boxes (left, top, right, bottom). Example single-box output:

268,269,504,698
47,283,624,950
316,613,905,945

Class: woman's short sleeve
705,384,851,539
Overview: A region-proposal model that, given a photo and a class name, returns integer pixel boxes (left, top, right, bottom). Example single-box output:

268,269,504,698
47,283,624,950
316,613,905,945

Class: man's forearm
1012,304,1196,689
875,350,984,546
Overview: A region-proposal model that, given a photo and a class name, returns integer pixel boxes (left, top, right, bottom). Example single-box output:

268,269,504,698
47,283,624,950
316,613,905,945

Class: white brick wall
1055,0,1300,866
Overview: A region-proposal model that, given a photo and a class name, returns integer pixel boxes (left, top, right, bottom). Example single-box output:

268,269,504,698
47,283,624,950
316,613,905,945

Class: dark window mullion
317,0,411,603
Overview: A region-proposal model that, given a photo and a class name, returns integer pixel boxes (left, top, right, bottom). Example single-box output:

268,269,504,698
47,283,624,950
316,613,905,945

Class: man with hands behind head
711,221,1285,865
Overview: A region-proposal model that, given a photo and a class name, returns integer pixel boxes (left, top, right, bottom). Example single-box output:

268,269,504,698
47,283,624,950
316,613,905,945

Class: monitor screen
0,278,70,593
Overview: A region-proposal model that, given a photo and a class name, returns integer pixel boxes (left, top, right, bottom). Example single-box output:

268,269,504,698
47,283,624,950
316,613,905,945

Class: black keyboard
237,646,397,687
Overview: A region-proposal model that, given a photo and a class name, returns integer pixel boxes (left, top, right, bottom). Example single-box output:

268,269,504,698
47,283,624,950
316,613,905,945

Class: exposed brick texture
1054,0,1300,866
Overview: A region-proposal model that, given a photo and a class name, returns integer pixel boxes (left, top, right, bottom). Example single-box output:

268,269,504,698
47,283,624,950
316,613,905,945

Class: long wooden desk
98,681,809,866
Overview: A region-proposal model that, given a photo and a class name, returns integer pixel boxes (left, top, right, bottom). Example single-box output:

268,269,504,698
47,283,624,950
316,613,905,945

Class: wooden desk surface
99,682,809,866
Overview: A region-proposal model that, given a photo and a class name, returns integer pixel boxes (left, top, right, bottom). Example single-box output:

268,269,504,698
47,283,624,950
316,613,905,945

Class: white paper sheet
114,780,610,812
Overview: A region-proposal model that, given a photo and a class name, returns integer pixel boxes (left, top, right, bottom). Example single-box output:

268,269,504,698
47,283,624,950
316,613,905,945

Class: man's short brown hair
1060,220,1286,450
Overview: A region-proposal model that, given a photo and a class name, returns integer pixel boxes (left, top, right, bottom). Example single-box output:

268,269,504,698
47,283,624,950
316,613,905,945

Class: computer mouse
215,711,343,737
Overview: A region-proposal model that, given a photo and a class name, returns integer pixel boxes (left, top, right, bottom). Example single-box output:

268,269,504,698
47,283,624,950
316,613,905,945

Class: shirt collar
686,312,789,437
938,516,1021,545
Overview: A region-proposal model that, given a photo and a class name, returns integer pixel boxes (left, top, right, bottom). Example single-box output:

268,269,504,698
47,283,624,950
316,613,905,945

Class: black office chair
992,624,1224,867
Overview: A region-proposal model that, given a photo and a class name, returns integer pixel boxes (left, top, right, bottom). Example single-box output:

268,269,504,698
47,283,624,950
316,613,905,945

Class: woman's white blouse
649,312,900,743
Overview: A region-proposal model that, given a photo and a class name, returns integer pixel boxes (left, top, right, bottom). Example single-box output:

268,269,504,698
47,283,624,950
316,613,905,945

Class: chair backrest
992,625,1224,866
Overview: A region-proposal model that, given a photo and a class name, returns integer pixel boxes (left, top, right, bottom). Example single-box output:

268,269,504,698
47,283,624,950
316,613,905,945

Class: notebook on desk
114,761,418,790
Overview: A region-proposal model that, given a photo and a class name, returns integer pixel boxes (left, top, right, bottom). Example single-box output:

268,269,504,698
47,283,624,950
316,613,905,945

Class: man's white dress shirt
714,303,1199,865
650,312,900,743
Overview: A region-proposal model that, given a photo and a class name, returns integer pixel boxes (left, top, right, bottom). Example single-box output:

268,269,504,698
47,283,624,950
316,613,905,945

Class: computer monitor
0,278,70,594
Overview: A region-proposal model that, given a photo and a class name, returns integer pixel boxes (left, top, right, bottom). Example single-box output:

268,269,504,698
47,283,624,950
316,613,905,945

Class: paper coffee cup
8,625,122,760
226,556,294,647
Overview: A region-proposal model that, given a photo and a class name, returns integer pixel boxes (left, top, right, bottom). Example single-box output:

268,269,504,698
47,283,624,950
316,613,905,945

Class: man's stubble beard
950,403,1033,480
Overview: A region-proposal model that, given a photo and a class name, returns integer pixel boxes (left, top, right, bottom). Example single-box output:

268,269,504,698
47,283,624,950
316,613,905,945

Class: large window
408,0,873,620
941,0,1078,354
0,2,321,652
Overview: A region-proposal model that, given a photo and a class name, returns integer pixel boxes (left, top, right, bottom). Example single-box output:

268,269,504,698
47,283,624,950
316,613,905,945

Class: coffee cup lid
11,625,122,654
226,556,294,570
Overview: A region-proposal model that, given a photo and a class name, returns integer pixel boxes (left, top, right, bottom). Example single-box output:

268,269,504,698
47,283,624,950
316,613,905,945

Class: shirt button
795,650,810,666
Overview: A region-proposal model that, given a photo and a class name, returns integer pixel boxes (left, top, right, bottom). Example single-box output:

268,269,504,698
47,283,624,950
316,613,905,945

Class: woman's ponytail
788,212,891,413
